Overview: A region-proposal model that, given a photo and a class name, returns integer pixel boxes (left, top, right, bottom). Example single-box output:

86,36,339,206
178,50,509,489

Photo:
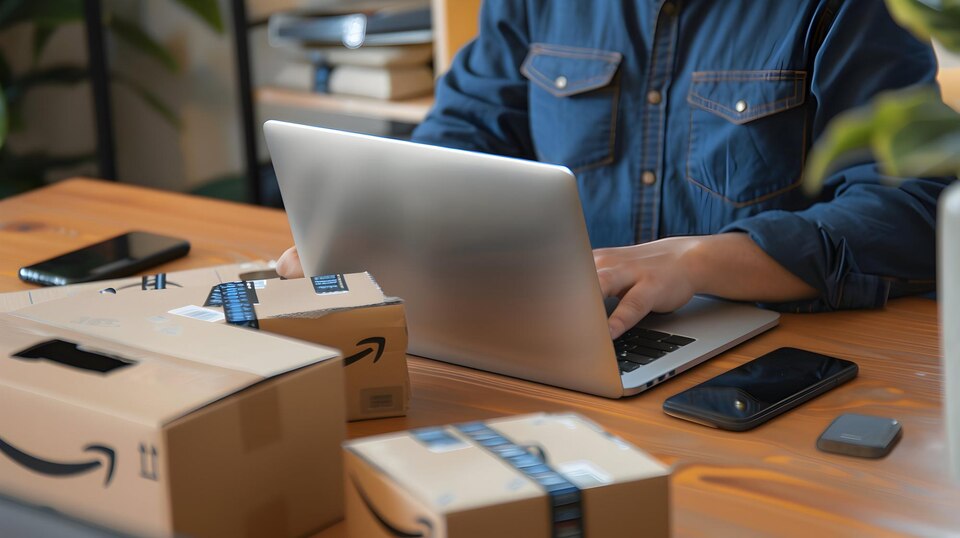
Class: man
278,0,947,339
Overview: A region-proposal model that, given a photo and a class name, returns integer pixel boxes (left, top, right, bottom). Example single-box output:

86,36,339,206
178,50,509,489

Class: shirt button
662,2,676,16
735,100,748,113
646,90,662,105
554,76,568,90
642,171,657,186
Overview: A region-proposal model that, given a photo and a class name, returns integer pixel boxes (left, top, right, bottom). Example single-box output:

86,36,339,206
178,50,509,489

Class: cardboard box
0,293,346,537
344,413,671,538
199,272,410,421
3,265,410,421
0,261,276,313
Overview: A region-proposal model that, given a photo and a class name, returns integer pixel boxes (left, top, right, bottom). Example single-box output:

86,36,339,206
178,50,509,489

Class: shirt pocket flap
687,70,807,125
521,43,622,97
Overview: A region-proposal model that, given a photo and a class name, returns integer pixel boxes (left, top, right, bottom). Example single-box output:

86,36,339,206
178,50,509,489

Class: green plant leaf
803,108,878,195
2,65,89,134
113,74,181,129
32,24,58,64
4,65,89,105
0,81,8,151
804,87,960,194
172,0,224,33
0,0,82,31
105,14,180,73
886,0,960,53
875,93,960,177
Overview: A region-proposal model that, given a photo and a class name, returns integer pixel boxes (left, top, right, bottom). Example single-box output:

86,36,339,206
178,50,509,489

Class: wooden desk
1,179,958,537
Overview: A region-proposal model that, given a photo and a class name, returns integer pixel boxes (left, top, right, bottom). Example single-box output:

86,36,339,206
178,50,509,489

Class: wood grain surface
1,179,957,537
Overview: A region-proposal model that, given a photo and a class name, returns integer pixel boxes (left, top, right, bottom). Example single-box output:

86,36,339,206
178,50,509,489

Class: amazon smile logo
0,435,116,487
351,473,433,537
344,336,386,366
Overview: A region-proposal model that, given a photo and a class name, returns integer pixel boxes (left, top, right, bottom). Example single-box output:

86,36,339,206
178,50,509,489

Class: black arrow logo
343,336,386,366
0,436,116,487
350,473,433,537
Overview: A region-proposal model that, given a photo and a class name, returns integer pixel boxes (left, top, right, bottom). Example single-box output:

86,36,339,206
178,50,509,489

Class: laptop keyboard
615,327,696,373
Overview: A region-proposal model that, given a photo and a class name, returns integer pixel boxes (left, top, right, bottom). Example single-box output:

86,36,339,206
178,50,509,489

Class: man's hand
276,246,305,279
595,233,818,339
594,237,702,339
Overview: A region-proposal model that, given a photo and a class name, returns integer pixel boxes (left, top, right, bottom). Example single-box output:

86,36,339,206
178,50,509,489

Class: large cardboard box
0,261,275,313
344,413,671,538
0,293,347,537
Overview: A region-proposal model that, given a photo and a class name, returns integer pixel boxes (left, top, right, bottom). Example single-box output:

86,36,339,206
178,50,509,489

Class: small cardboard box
343,413,671,538
198,272,410,422
0,294,346,537
0,261,275,313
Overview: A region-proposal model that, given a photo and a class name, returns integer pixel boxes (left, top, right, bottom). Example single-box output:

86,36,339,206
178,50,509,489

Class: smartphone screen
663,347,858,431
19,231,191,286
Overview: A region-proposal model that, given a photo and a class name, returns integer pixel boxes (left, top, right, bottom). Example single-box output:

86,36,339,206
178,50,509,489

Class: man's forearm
686,232,819,303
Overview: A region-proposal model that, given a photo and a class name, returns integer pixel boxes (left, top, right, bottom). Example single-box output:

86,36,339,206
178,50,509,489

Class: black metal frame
83,0,261,200
83,0,116,181
230,0,262,204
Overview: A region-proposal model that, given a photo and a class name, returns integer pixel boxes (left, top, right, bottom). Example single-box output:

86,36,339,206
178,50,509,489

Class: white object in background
940,182,960,482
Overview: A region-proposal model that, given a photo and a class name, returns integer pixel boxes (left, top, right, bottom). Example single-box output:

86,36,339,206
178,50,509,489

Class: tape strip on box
142,274,167,290
218,282,260,329
413,424,585,538
206,281,260,307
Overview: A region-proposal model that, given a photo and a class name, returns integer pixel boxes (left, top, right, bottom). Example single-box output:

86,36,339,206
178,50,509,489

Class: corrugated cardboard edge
268,297,402,320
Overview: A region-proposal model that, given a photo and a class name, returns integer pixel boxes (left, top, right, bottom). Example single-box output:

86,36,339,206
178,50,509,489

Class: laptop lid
265,121,625,397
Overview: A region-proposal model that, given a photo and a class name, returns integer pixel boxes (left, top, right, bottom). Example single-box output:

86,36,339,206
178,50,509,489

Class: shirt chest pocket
521,43,622,171
686,70,808,207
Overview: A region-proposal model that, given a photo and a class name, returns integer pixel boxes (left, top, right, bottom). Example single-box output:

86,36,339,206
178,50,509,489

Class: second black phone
18,231,190,286
663,347,858,431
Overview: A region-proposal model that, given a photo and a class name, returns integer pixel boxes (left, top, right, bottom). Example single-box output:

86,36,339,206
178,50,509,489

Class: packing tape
141,273,167,290
217,282,260,329
414,424,584,537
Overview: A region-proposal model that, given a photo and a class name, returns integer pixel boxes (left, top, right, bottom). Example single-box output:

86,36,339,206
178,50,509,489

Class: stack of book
268,1,434,100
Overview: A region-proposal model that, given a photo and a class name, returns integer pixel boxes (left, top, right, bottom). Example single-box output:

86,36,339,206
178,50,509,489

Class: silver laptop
265,121,779,398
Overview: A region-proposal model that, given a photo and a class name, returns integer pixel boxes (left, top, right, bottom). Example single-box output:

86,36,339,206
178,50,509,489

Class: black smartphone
662,347,858,431
18,231,191,286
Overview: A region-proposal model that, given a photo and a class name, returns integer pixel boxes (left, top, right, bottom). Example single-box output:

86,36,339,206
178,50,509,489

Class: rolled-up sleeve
721,0,950,312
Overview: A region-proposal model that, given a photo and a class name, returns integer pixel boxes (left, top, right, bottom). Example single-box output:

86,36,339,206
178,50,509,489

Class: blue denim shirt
411,0,948,312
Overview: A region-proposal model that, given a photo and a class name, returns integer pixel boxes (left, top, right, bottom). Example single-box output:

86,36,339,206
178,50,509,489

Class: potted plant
804,0,960,190
0,0,223,197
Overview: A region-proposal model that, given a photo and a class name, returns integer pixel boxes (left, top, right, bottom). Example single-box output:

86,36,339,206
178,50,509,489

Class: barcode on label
168,305,225,323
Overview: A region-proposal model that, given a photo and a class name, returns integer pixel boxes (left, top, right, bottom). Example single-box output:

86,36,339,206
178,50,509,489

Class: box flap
486,413,670,484
0,315,265,426
230,272,389,319
0,261,274,314
9,288,339,379
346,428,544,514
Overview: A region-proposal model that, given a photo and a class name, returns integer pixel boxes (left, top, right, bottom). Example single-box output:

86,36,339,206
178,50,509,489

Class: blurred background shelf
256,86,433,123
0,0,481,205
